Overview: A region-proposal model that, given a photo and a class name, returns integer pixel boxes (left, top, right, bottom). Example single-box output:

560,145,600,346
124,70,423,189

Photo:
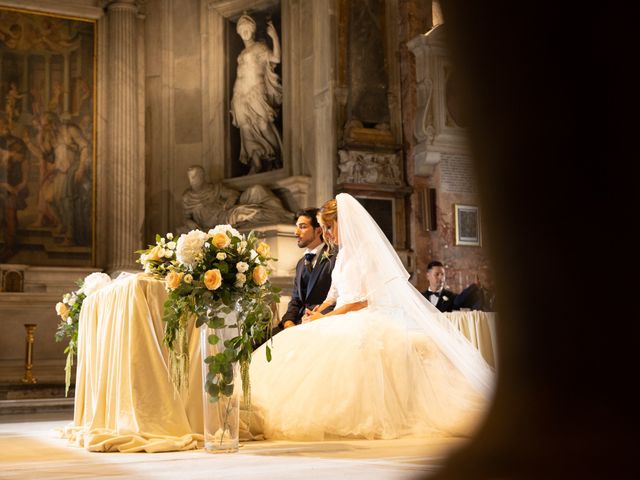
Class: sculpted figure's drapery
230,13,283,175
178,166,293,234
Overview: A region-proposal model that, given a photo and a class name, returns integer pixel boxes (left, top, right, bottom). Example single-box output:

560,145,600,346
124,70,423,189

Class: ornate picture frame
454,204,481,246
0,6,96,266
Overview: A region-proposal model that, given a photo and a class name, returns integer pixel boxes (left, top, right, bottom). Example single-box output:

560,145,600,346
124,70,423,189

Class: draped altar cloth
444,311,498,368
61,273,204,452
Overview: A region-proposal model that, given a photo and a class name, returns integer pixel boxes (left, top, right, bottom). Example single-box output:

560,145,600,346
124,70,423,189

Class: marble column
106,0,144,272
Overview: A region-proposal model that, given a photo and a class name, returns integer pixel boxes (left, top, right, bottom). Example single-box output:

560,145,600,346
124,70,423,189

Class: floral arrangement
136,232,178,277
151,225,279,407
54,272,112,396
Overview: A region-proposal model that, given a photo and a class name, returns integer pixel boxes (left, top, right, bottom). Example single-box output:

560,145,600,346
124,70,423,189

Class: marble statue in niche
230,13,283,175
177,165,293,234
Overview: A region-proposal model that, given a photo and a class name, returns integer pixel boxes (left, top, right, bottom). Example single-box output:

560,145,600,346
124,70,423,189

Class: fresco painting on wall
0,7,95,266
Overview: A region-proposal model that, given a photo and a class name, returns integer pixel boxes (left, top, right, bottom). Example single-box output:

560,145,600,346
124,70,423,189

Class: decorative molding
207,0,280,18
0,0,105,19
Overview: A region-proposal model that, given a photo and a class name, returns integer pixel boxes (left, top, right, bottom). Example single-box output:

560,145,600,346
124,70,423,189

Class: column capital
104,0,139,12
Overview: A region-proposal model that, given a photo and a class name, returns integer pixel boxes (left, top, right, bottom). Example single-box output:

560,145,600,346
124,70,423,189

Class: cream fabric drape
61,273,204,452
444,311,498,368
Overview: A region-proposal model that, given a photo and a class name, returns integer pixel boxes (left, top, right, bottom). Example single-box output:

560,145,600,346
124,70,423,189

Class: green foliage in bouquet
54,272,112,396
135,232,178,277
161,225,280,407
54,280,86,396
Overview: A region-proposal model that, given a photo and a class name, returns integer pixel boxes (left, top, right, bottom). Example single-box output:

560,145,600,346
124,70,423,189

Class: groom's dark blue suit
279,245,336,328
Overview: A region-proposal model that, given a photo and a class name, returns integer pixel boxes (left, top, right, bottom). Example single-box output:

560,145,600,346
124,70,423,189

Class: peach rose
166,271,184,290
251,265,268,285
255,241,270,258
55,302,70,319
146,245,162,261
211,233,231,249
204,269,223,290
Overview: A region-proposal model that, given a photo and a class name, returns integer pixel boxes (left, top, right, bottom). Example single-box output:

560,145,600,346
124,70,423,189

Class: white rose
216,252,227,260
175,230,208,267
164,249,173,258
68,297,76,306
235,272,246,285
166,241,176,250
166,232,174,240
158,248,167,258
209,224,241,239
66,318,73,325
236,262,249,273
63,293,71,303
79,272,112,297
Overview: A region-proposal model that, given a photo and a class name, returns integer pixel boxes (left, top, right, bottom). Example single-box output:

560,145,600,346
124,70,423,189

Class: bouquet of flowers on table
136,232,178,277
54,272,112,396
140,225,280,407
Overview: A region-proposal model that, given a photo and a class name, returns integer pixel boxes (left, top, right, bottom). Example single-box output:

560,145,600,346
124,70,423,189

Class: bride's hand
302,306,323,323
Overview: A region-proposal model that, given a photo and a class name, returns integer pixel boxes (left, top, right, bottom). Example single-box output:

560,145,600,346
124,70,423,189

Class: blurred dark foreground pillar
427,1,635,479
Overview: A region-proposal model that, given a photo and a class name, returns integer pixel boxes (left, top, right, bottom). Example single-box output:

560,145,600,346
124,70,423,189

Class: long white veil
336,193,494,396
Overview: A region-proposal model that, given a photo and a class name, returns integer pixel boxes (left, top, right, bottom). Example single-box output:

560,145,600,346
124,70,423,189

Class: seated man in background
421,260,457,312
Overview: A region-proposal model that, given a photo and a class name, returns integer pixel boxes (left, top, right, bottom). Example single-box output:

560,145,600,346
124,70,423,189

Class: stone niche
204,0,337,212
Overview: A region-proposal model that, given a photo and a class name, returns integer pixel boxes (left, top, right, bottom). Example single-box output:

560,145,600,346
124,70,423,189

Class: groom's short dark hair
296,208,320,229
427,260,444,271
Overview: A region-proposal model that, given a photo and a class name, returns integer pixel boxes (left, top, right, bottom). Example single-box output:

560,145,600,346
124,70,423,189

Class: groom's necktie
304,252,316,272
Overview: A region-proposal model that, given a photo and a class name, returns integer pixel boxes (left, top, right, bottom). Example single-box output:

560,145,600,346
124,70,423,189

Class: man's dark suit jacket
453,283,495,311
421,288,457,312
279,246,336,328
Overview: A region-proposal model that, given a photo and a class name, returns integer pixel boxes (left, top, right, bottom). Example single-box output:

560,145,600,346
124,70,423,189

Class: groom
278,208,336,331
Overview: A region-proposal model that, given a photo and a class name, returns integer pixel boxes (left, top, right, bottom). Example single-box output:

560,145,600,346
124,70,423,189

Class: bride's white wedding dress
249,194,494,440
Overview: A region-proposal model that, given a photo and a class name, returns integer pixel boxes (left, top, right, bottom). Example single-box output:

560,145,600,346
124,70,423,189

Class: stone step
0,383,75,401
0,397,74,415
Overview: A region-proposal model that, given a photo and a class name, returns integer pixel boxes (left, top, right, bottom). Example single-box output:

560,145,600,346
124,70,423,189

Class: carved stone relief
337,149,402,186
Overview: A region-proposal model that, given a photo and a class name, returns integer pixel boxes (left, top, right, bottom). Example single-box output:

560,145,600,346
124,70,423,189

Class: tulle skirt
248,307,489,441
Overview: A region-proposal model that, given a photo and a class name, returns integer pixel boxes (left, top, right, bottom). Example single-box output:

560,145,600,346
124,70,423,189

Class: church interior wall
0,0,495,382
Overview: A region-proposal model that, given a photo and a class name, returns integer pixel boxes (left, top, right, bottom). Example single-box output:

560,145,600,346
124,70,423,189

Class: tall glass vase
200,308,241,453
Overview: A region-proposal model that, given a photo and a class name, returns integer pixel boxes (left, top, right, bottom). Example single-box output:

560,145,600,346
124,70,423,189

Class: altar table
63,273,204,452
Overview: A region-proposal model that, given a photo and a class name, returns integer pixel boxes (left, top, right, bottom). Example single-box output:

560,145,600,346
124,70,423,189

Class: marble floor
0,412,466,480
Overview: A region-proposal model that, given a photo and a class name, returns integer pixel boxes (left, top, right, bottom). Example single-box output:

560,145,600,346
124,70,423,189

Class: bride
249,193,495,440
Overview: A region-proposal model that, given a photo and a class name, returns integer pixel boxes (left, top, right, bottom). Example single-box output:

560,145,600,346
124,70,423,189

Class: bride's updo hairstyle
318,199,338,248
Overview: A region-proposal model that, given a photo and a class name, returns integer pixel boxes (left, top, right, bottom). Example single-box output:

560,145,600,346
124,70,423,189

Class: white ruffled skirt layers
249,307,490,441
